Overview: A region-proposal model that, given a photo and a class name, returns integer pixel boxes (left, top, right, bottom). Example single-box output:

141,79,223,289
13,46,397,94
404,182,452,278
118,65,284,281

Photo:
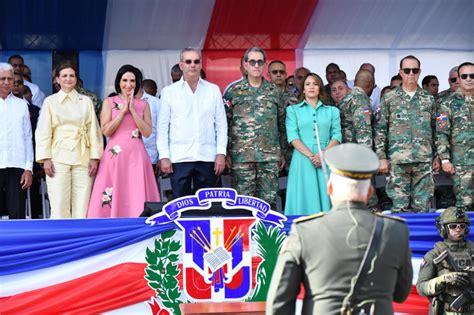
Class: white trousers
46,161,93,218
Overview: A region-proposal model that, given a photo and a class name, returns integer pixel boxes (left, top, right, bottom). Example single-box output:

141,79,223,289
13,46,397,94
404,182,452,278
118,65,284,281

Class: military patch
223,98,232,108
436,113,448,130
374,105,381,122
363,107,371,125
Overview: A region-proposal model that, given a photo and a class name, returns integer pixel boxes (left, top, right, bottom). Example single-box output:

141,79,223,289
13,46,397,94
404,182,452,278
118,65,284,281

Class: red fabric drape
204,0,318,50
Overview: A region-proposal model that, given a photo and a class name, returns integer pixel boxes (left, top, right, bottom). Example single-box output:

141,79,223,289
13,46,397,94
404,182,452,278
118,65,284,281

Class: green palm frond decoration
145,229,183,315
247,221,286,301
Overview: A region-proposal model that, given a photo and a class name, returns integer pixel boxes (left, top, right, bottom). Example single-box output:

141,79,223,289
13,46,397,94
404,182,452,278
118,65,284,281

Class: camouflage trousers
231,162,279,209
387,162,434,212
454,164,474,210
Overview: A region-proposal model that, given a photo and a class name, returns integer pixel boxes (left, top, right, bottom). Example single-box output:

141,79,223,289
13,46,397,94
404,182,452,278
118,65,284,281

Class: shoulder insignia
375,212,406,223
294,212,325,223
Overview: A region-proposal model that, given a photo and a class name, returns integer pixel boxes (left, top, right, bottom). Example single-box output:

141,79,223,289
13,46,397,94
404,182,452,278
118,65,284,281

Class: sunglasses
401,68,420,75
448,223,467,230
14,80,24,85
271,70,286,75
449,77,458,83
247,59,265,67
460,73,474,80
183,59,201,65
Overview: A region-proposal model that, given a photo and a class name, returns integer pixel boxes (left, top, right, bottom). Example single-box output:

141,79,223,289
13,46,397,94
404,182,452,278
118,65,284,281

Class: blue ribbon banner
145,188,287,227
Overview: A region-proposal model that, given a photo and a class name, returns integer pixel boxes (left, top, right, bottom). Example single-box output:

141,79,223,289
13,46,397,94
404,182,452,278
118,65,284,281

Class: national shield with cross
175,217,256,302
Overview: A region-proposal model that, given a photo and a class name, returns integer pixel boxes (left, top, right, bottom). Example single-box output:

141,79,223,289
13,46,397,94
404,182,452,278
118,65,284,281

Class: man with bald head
0,63,33,219
349,63,381,111
338,69,379,209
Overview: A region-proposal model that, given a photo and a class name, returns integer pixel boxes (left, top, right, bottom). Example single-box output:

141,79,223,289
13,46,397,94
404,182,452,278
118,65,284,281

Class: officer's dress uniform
267,202,412,314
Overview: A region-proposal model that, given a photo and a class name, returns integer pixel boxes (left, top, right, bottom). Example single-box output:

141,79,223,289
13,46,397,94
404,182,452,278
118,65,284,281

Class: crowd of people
0,47,472,219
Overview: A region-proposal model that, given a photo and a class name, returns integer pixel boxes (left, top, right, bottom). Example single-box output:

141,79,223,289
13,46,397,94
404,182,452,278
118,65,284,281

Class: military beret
325,143,379,180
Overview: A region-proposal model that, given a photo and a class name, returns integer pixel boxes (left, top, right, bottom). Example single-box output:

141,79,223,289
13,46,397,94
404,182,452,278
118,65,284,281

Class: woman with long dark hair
285,73,341,215
88,65,160,218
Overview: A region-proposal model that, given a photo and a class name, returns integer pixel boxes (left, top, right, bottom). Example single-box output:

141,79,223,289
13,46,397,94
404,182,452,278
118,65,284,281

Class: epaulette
294,212,325,223
375,212,406,223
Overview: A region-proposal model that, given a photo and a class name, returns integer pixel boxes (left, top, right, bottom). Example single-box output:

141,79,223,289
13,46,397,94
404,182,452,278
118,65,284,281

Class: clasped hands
308,153,322,168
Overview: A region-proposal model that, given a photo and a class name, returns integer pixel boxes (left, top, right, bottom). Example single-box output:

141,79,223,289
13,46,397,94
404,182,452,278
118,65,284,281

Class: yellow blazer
36,89,103,166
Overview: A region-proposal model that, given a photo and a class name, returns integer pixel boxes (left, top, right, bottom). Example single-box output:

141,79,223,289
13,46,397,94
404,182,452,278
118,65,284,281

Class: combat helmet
435,207,470,239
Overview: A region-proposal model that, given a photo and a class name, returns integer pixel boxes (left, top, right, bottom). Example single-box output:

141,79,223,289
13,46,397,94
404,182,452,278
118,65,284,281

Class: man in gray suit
267,143,413,314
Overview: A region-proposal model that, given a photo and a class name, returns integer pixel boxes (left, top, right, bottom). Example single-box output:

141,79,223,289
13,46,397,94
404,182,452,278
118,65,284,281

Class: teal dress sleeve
286,105,299,144
329,106,342,143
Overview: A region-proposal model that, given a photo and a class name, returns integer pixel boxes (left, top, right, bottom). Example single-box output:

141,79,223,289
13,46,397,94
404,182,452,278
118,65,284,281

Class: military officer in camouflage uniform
438,67,461,108
417,207,474,314
374,55,437,213
223,47,287,209
339,69,380,210
339,69,374,147
267,143,413,314
330,79,350,107
267,60,298,107
436,62,474,212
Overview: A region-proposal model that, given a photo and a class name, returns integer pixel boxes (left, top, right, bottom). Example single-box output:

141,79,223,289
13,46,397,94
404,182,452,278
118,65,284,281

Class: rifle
435,249,474,311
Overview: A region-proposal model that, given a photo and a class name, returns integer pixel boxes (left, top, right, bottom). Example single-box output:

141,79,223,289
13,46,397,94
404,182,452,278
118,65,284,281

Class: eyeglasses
14,80,24,85
460,73,474,80
247,59,265,67
0,77,14,82
271,70,286,75
401,68,420,75
449,77,458,83
183,59,201,65
447,223,467,230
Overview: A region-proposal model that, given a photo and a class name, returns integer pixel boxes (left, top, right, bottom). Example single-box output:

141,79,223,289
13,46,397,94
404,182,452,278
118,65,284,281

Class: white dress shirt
0,93,33,171
348,80,381,111
141,91,160,164
24,80,46,107
158,78,227,163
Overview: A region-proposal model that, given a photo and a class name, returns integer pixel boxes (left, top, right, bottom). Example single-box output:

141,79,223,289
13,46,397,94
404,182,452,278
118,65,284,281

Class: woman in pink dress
88,65,160,218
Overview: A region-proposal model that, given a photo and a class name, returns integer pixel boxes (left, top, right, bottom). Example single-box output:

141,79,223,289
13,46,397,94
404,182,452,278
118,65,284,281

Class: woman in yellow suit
36,61,103,218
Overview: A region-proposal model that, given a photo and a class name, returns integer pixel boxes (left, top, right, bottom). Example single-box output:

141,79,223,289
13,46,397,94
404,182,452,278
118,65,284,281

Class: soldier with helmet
417,207,474,314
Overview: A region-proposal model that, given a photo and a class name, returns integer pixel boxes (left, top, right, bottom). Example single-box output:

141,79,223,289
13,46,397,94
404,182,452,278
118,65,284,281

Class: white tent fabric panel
304,0,474,51
102,50,181,98
103,0,215,50
303,49,474,90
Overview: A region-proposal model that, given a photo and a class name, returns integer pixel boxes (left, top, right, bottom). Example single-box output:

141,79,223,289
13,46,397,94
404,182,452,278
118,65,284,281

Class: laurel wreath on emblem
145,222,286,313
145,229,183,315
247,221,287,302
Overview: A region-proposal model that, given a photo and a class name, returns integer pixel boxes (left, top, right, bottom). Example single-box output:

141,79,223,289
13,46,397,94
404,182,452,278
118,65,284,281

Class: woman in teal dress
285,73,341,215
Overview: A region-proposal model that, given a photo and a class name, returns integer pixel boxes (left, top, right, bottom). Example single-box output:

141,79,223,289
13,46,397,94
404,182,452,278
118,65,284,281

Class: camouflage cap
325,143,379,180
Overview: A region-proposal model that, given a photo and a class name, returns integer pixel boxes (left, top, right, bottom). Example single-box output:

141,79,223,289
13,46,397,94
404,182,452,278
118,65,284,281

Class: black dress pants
170,162,216,199
0,168,26,219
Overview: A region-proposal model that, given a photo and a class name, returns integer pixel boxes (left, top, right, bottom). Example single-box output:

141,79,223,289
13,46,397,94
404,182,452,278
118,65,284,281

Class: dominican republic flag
2,214,468,314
